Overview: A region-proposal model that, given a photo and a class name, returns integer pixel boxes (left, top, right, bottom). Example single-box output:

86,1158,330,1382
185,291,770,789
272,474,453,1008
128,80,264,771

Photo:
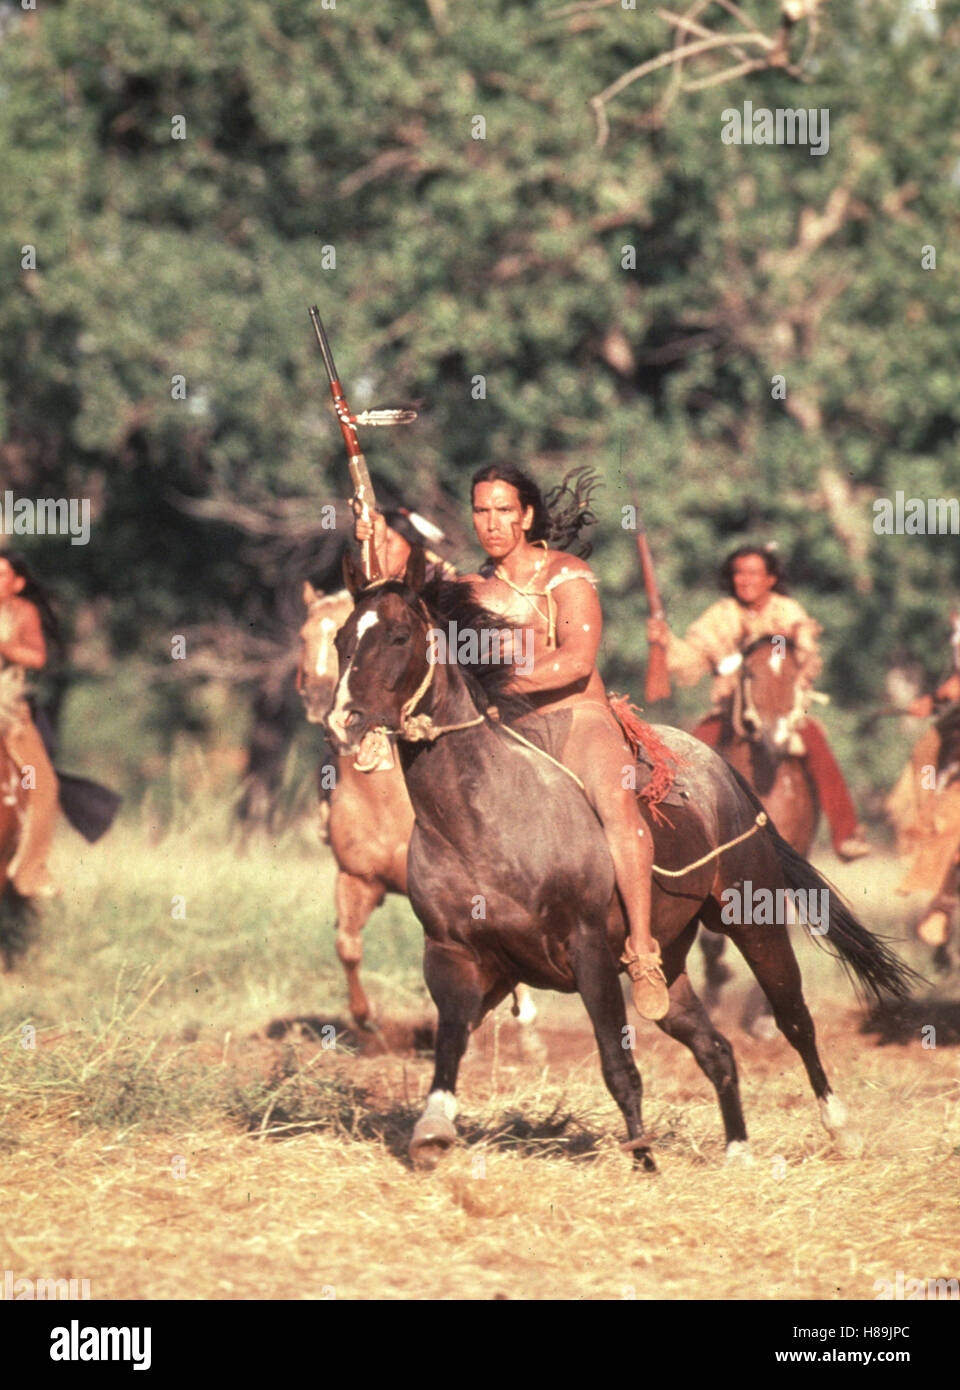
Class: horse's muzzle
323,707,366,754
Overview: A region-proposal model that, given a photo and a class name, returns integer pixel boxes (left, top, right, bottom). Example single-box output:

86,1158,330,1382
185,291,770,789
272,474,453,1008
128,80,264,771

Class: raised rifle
635,511,671,703
308,308,417,582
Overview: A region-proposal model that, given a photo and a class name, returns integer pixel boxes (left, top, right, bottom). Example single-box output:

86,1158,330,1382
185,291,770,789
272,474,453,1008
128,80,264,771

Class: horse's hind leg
698,926,733,1009
657,968,750,1164
569,921,655,1171
706,899,863,1156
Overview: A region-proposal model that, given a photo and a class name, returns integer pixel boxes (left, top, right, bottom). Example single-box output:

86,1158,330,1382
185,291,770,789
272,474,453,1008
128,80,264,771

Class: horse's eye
391,631,410,647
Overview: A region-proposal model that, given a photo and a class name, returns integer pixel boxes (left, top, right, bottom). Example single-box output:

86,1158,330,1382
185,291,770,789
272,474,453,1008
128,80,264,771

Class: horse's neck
424,659,487,729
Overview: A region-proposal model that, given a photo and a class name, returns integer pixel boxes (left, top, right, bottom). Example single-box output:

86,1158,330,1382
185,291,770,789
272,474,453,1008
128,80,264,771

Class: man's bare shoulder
6,596,38,628
543,550,595,587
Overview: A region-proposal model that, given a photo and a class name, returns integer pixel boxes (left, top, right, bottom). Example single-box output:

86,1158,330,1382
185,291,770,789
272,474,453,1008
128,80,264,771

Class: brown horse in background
0,739,31,971
298,583,541,1040
700,633,819,1028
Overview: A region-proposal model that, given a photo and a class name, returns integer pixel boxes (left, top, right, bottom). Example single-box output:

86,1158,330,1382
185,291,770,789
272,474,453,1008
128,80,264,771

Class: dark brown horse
326,554,916,1170
0,738,31,971
699,634,819,1027
299,582,541,1041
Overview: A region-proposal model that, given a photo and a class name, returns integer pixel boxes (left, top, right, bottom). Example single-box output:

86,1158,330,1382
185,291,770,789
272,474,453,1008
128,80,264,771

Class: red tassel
608,693,685,826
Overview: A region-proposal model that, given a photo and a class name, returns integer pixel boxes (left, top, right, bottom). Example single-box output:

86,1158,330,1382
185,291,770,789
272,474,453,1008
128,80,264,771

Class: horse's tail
0,881,35,972
727,767,923,1004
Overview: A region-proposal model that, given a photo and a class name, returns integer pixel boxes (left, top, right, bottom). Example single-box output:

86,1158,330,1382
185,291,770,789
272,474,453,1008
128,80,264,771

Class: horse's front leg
568,921,656,1172
410,941,503,1170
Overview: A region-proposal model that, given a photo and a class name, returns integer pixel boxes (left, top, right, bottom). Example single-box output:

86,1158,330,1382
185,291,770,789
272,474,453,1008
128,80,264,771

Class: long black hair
3,553,62,656
470,463,599,558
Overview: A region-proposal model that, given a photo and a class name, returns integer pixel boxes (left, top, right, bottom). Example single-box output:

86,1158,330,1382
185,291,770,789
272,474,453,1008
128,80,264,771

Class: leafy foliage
0,0,957,799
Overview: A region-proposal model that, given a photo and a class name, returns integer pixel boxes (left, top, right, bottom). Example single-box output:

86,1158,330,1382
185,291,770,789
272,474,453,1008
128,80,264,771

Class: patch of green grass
5,792,430,1036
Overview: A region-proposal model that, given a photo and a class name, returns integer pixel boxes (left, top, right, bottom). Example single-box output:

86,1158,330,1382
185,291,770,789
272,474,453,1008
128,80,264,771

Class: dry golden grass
0,826,957,1301
1,995,957,1301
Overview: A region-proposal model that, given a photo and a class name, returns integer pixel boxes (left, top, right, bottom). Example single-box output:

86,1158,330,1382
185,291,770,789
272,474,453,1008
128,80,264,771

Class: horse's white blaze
769,651,784,676
422,1090,457,1123
328,658,357,743
818,1092,848,1133
356,610,380,640
327,611,381,742
773,715,791,746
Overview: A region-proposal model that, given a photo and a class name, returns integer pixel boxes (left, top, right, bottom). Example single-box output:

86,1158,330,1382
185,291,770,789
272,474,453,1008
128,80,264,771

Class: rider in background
0,553,60,898
888,667,960,958
647,543,870,862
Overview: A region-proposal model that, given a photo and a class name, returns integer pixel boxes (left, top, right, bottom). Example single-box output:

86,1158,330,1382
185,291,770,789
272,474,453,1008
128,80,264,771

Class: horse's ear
342,548,365,598
403,543,426,592
303,580,317,607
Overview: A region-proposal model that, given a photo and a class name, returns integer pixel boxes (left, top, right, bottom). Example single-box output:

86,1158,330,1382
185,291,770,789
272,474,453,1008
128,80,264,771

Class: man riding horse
646,544,870,862
355,465,674,1020
0,554,59,899
888,663,960,962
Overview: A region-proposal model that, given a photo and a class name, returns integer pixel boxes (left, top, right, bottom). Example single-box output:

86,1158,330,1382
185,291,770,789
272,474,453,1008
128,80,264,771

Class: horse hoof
621,1137,658,1173
725,1140,754,1167
409,1116,457,1170
818,1094,863,1158
750,1015,779,1043
832,1126,865,1159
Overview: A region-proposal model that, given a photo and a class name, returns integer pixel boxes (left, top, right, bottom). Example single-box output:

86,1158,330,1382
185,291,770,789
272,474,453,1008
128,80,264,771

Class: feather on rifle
308,308,418,582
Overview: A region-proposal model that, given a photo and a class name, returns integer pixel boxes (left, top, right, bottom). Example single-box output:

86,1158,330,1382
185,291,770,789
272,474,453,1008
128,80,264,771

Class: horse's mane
372,577,533,723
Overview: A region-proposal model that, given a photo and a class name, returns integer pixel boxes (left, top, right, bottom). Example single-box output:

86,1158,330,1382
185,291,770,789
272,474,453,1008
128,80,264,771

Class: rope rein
648,812,767,877
353,595,771,880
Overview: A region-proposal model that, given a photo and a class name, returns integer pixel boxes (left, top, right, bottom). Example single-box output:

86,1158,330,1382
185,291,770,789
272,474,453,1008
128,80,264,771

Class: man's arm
648,606,725,687
783,599,823,684
0,602,46,670
507,575,601,695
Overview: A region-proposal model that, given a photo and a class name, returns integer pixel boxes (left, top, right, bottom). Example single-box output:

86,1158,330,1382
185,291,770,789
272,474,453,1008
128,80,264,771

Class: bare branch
681,57,768,90
548,0,619,17
713,0,757,29
590,28,773,145
589,0,825,144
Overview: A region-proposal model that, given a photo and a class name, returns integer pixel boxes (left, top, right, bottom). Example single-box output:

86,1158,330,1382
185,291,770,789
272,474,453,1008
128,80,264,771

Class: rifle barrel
308,306,339,385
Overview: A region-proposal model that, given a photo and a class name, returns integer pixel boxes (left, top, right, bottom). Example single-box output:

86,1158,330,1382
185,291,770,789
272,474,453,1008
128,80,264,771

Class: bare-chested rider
356,464,669,1020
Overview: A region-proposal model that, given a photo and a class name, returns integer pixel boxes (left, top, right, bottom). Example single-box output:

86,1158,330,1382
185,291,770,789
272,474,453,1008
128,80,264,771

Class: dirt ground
2,980,958,1302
